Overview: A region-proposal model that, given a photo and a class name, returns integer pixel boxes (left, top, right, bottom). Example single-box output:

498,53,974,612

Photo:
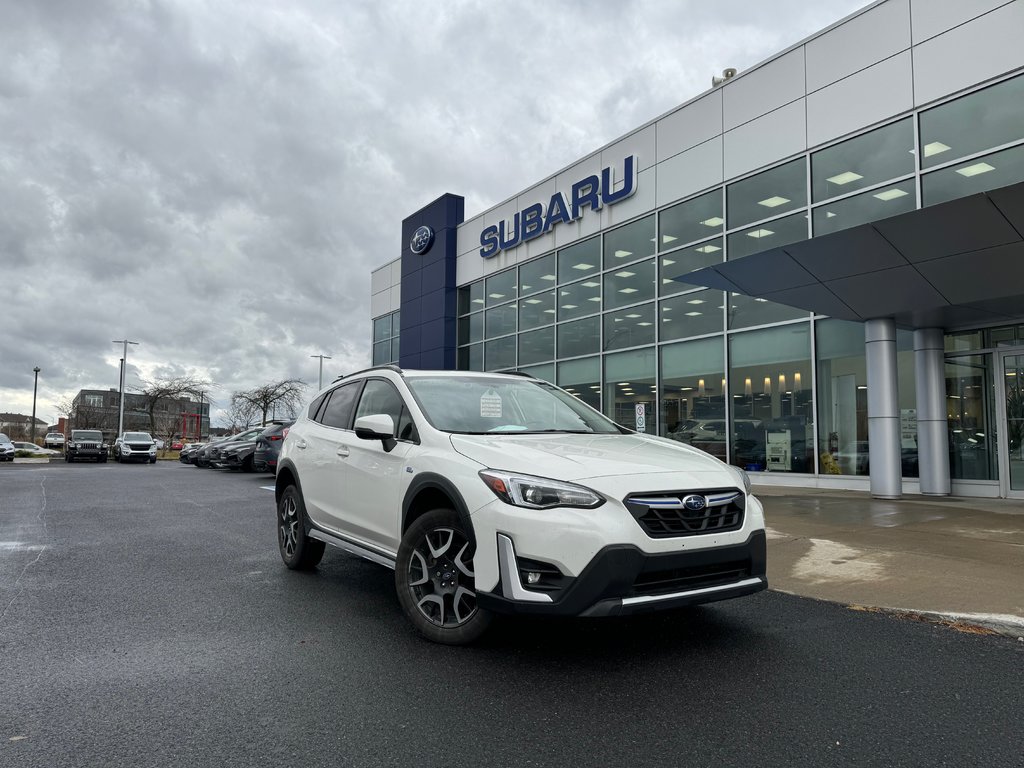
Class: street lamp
112,339,139,438
311,354,332,389
31,367,40,444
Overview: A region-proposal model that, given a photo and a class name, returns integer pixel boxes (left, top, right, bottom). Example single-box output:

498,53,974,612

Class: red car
170,440,184,451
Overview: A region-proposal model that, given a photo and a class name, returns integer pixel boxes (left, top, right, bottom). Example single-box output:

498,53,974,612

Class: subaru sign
479,155,638,258
410,225,435,255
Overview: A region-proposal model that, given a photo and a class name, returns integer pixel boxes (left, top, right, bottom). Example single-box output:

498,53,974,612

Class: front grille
126,443,151,451
631,560,751,597
624,488,744,538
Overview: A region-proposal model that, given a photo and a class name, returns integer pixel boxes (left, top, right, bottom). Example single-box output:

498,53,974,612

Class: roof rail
502,370,535,378
330,364,404,384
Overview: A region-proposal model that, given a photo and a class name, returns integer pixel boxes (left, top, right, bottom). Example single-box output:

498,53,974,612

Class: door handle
296,439,307,449
336,446,350,458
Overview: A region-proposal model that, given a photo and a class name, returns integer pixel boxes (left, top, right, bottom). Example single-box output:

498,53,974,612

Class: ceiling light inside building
662,235,678,244
826,171,863,185
923,141,951,157
758,196,790,208
615,271,635,278
615,250,633,258
573,263,594,270
696,244,721,253
619,288,638,293
582,281,600,288
701,217,724,227
956,162,995,177
662,258,676,266
685,311,702,316
873,188,909,201
747,229,774,238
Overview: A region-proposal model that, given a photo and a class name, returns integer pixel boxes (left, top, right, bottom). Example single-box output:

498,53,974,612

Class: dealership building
370,0,1024,500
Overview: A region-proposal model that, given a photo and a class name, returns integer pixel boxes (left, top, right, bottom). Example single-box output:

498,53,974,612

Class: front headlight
479,470,604,510
732,466,752,495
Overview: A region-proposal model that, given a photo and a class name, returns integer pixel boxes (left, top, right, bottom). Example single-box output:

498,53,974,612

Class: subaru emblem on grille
682,494,707,511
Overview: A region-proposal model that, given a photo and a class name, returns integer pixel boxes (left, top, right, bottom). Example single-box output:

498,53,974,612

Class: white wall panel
602,124,656,171
655,91,722,163
388,285,401,313
389,258,402,287
655,136,723,207
807,51,914,147
456,252,483,287
458,215,484,258
806,0,911,92
723,49,806,130
911,0,1012,44
370,264,390,295
554,205,603,248
913,1,1024,105
371,289,391,318
480,241,518,278
723,100,807,180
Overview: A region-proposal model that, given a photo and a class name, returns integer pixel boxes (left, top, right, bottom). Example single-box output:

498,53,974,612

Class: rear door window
318,381,364,430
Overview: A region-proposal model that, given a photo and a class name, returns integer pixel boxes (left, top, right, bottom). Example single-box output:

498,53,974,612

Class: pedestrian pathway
756,485,1024,636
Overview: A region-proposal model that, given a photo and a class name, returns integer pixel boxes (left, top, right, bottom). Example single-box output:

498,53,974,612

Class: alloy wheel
407,527,477,628
279,494,300,558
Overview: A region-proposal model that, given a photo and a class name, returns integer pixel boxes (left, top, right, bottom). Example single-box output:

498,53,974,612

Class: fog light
525,572,542,585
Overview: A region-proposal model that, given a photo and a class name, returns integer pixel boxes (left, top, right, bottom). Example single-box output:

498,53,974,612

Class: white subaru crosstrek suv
275,366,767,645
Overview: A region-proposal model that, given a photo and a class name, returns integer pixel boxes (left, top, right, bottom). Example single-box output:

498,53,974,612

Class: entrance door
998,352,1024,498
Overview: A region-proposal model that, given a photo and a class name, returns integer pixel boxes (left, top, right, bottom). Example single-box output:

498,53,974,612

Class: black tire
150,458,157,464
277,485,325,570
65,454,72,463
242,456,254,473
99,456,107,463
395,508,492,645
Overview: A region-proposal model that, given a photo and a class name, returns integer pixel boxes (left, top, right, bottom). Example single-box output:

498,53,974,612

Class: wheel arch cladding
402,473,475,544
275,463,300,504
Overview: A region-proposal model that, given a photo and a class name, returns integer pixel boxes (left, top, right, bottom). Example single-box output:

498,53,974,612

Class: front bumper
476,530,766,617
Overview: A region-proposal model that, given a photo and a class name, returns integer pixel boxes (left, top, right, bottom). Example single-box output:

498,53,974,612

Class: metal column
865,319,902,499
914,328,951,495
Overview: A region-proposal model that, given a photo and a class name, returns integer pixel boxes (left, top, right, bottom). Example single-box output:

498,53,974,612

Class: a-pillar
865,319,902,499
914,328,951,495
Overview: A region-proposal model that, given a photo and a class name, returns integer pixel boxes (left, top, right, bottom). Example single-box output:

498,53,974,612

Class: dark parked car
195,428,263,468
253,421,293,473
213,439,258,471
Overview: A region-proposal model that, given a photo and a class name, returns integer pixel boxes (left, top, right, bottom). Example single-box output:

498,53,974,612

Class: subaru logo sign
410,225,435,255
682,494,707,512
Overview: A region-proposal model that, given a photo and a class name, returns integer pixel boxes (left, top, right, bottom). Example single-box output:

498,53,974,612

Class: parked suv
113,432,158,463
275,367,766,645
43,432,66,450
0,433,15,462
65,430,108,462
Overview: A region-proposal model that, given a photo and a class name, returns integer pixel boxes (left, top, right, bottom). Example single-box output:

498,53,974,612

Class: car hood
449,432,736,483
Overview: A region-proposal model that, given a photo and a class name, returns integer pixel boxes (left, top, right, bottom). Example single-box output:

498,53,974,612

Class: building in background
370,0,1024,499
69,389,209,441
0,413,48,441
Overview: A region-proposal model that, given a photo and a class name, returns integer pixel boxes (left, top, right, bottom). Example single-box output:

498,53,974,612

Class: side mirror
354,414,397,452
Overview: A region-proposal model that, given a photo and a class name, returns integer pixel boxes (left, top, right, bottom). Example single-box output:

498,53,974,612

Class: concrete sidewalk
756,485,1024,636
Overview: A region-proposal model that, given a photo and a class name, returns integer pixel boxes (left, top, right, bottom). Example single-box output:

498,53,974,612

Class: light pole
311,354,332,389
112,339,139,438
197,391,204,441
30,367,40,444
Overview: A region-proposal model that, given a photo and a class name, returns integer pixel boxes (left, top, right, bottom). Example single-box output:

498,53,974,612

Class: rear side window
318,381,363,429
308,393,329,420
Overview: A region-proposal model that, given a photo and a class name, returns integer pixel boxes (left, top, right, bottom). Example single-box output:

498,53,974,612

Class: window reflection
816,319,868,476
922,144,1024,207
458,311,483,345
727,211,808,261
660,290,724,340
661,337,726,461
660,238,724,296
457,343,483,371
727,158,807,229
558,278,601,321
945,355,997,481
729,324,814,473
603,303,655,351
558,356,601,411
458,282,485,315
813,179,916,235
518,363,555,384
485,336,516,371
812,118,914,202
557,237,600,283
603,257,656,311
485,303,517,338
518,290,555,331
920,73,1024,169
519,253,556,297
603,215,655,269
659,191,722,249
604,348,656,434
485,270,517,307
728,294,807,330
518,327,554,366
558,316,600,358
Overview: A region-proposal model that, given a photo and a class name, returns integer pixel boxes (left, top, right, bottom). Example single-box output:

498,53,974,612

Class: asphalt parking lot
1,462,1022,768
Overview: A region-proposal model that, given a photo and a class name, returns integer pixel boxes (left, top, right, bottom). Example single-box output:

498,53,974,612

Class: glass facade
439,70,1024,483
372,310,401,365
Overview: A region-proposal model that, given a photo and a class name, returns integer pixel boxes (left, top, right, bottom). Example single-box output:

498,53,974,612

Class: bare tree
226,398,260,431
231,379,306,426
134,376,211,440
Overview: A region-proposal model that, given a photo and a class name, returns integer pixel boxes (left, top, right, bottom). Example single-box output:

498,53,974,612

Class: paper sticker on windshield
480,392,503,418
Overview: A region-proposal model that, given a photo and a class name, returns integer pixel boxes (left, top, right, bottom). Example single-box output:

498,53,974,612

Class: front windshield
124,433,151,441
75,431,102,441
406,376,622,435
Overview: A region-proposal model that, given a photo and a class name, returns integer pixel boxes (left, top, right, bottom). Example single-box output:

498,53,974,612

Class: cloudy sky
1,0,870,426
